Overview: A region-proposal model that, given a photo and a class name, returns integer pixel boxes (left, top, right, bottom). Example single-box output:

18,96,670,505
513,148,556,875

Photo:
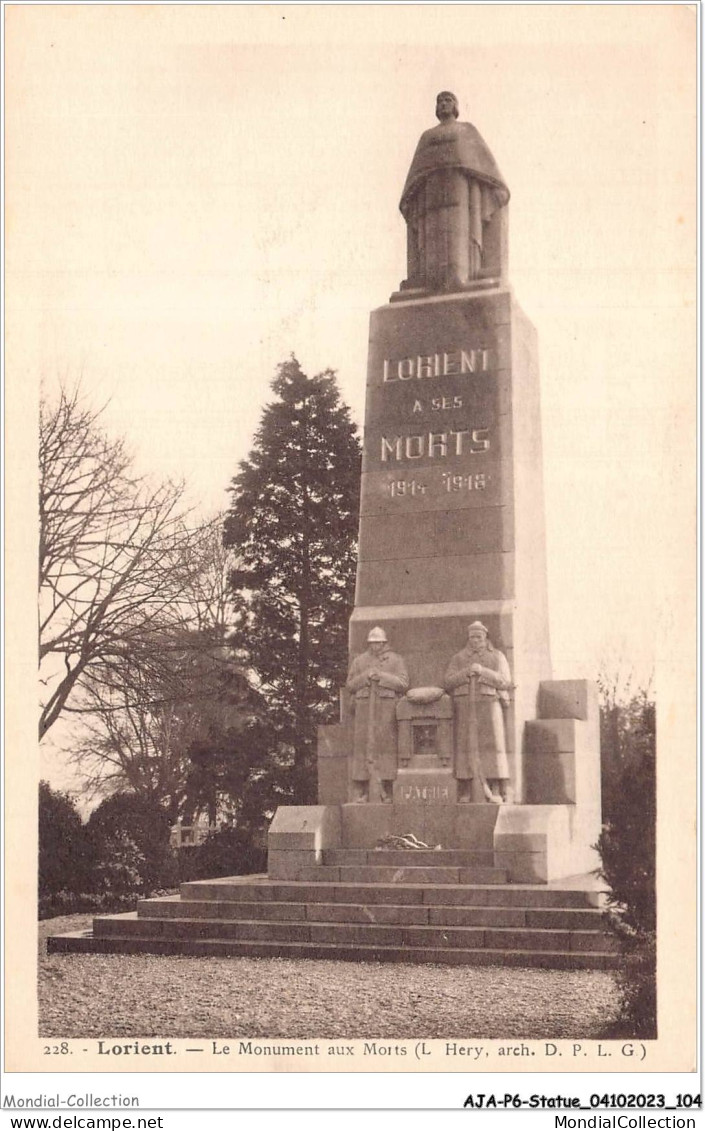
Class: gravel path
39,915,621,1040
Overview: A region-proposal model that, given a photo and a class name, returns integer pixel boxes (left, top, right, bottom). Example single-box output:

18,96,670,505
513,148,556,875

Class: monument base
314,676,602,882
268,800,597,885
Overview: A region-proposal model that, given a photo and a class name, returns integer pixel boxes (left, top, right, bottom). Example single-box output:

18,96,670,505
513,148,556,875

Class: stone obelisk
349,91,551,802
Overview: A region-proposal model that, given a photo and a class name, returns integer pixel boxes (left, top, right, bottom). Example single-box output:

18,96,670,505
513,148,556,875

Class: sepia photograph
4,3,697,1083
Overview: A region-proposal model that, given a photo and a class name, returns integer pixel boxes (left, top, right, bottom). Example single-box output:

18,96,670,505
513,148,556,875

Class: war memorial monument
50,94,614,969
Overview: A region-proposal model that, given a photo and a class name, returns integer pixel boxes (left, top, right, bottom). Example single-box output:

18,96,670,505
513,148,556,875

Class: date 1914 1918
386,472,487,498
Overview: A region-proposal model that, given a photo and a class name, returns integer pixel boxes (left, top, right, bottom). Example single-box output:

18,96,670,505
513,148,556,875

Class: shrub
179,826,266,882
86,792,178,895
38,781,91,899
91,831,147,897
608,931,657,1039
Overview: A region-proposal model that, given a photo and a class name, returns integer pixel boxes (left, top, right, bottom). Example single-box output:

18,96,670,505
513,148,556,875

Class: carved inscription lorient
273,93,602,883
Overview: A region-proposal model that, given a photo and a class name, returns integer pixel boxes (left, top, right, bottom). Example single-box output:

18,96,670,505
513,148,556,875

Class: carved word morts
380,427,490,462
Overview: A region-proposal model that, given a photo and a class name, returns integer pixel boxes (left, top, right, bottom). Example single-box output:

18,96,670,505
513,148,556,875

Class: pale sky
6,5,696,786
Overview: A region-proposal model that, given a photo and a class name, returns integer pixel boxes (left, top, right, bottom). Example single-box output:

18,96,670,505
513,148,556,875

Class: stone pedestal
350,286,551,798
274,192,601,882
393,691,457,802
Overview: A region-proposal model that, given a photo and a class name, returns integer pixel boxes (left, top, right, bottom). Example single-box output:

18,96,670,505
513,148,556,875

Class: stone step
47,929,620,970
94,913,619,954
321,849,496,868
293,865,508,885
137,897,606,931
180,878,603,909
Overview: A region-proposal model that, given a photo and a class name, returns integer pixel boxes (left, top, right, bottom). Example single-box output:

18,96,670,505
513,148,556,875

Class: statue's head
367,626,388,654
467,621,489,649
435,91,459,122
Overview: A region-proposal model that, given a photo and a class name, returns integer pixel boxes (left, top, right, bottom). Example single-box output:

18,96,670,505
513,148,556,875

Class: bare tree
68,634,266,820
39,387,207,741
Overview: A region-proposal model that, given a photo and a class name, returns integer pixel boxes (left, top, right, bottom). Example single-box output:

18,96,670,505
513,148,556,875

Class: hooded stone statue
399,92,510,293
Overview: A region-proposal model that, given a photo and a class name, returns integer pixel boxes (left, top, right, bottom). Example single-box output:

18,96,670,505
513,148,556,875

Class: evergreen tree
596,680,656,1037
224,357,361,802
597,684,656,934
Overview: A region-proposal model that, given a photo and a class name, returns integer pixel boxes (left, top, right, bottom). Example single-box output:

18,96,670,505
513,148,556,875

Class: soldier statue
346,627,409,803
444,621,512,803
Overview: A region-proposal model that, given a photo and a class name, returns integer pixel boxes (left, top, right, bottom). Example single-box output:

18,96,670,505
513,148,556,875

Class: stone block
308,923,404,947
524,752,576,804
322,849,369,865
457,867,507,885
525,719,578,755
159,919,214,940
180,881,263,901
341,802,394,847
137,898,187,918
236,921,310,943
94,915,155,938
220,901,303,922
522,698,602,868
423,886,495,907
267,850,321,880
416,806,457,849
367,849,480,867
429,906,526,928
493,851,549,884
403,926,486,948
493,804,572,883
317,722,350,805
295,866,341,883
268,806,343,879
570,931,618,953
538,679,598,721
525,908,603,931
317,722,350,757
357,506,512,562
338,865,459,885
317,753,349,806
332,884,423,905
306,903,429,926
455,803,500,849
271,883,338,904
268,805,342,853
356,550,514,606
389,801,428,838
490,831,552,852
485,927,571,952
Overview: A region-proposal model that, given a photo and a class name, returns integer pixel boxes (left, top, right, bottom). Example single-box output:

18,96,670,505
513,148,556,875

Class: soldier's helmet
367,626,388,643
468,621,489,636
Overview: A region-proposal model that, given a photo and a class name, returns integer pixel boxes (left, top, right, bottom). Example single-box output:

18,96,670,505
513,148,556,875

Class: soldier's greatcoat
346,647,409,782
443,642,512,782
